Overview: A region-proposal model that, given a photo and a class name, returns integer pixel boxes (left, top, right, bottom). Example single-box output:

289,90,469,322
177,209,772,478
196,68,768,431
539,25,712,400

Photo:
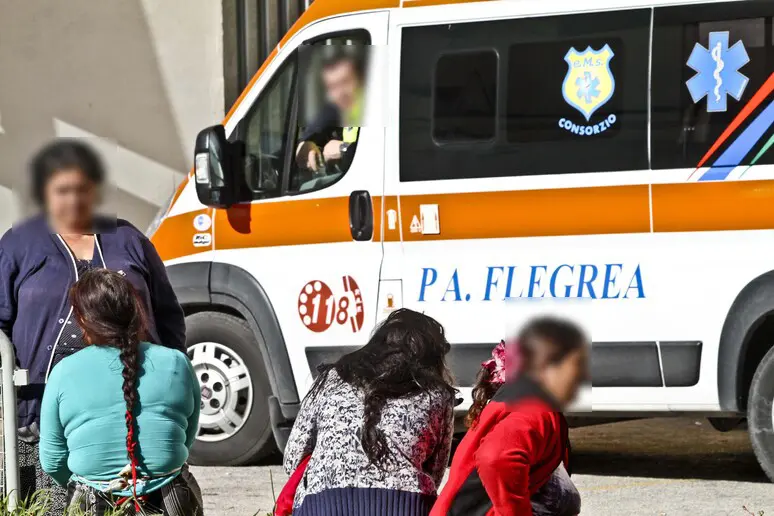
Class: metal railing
0,332,28,511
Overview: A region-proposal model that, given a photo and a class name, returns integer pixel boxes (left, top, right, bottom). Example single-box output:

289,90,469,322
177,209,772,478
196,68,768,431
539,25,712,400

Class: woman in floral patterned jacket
283,308,457,516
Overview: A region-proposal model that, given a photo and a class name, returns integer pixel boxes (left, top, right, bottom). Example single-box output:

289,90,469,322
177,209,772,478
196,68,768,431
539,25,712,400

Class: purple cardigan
0,215,186,429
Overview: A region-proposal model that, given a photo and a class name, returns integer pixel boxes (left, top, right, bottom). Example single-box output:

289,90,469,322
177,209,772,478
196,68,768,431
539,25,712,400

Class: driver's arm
295,104,341,170
295,140,322,171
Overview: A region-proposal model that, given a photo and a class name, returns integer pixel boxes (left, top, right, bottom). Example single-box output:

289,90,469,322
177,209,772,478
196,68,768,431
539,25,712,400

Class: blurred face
44,168,98,230
322,59,361,114
535,345,589,408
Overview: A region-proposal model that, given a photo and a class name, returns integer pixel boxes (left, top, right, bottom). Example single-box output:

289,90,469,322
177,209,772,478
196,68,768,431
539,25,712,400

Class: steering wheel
321,157,346,177
296,156,346,193
246,152,280,192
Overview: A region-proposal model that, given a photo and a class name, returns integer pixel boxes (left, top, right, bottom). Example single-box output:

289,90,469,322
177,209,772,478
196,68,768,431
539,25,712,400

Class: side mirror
194,125,235,208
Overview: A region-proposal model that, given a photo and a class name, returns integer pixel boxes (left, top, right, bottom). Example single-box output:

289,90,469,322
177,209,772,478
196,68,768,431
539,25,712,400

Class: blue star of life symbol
686,31,749,113
575,72,601,104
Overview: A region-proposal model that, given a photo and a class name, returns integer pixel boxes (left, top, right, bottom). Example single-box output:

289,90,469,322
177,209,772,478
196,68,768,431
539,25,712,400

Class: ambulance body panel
148,0,774,476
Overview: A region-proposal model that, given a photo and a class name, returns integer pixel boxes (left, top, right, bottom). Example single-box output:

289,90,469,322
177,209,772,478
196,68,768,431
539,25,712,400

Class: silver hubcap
188,341,253,443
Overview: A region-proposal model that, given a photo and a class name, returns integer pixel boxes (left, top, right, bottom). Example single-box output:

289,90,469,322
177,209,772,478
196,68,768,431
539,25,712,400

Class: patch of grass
0,489,51,515
0,490,160,515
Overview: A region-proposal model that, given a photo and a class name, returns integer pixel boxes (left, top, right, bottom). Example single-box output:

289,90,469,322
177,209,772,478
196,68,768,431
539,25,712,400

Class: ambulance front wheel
185,312,275,466
748,344,774,482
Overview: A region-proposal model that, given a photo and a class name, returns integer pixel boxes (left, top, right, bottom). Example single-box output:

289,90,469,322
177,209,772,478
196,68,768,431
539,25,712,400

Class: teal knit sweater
40,342,199,495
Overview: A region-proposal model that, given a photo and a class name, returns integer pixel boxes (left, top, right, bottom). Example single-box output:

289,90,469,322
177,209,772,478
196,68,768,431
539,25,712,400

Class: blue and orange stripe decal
693,71,774,181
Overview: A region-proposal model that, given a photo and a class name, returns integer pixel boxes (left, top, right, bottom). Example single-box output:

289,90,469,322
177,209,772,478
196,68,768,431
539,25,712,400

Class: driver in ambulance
295,46,364,175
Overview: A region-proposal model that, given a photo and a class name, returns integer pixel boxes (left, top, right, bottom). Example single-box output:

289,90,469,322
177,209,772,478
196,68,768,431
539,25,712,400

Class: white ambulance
147,0,774,479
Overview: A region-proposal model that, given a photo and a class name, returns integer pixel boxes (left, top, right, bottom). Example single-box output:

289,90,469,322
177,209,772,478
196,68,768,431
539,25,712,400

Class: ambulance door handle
349,190,373,242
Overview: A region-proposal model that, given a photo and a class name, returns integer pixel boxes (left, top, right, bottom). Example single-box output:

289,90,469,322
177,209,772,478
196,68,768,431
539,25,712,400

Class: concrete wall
0,0,225,231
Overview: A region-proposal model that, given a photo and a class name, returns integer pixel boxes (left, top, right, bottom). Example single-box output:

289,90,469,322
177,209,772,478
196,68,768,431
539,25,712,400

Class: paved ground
191,417,772,516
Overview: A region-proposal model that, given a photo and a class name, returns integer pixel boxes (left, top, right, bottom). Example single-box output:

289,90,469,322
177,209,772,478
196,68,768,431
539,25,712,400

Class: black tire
186,312,274,466
748,344,774,482
707,417,744,432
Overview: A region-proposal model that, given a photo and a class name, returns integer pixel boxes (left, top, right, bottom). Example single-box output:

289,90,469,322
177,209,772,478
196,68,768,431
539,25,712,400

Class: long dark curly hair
70,269,150,497
466,316,586,428
306,308,456,466
465,365,502,429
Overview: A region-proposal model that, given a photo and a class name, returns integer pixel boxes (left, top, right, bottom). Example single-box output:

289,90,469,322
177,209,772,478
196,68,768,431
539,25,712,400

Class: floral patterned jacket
283,369,454,509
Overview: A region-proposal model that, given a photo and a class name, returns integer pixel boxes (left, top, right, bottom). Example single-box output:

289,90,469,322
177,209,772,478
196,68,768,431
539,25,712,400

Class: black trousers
66,465,204,516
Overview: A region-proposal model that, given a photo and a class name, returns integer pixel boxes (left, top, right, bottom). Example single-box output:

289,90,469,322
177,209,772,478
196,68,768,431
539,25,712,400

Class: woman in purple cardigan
0,139,187,512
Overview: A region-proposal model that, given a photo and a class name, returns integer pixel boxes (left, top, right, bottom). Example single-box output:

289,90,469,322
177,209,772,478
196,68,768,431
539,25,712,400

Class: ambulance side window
231,31,371,201
400,9,650,182
288,32,371,194
234,56,298,200
651,2,774,171
433,50,498,143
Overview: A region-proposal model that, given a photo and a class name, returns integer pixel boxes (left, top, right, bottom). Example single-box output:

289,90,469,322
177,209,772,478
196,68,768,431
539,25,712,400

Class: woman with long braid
39,269,202,515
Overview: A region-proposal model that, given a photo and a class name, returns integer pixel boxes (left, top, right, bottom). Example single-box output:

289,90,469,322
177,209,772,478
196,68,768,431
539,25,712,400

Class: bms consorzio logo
559,44,617,136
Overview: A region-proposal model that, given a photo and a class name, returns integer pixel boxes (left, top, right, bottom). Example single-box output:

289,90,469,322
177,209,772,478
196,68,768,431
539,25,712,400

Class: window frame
397,8,651,183
231,52,299,201
285,29,373,197
230,28,373,201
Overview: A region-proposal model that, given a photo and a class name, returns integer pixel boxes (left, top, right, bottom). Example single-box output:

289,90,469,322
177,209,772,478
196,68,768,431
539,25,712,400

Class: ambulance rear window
399,9,650,181
433,49,498,143
651,2,774,170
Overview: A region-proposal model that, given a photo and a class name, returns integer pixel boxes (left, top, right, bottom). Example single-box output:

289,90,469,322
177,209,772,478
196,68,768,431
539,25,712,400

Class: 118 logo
297,276,364,333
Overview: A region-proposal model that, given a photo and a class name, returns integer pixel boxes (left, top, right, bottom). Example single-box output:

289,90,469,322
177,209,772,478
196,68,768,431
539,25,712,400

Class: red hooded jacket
432,377,570,516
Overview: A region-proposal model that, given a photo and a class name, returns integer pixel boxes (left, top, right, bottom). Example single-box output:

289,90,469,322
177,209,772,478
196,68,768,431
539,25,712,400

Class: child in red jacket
433,317,589,516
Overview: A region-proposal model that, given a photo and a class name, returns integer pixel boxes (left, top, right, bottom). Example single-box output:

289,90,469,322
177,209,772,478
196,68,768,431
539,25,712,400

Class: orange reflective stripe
397,185,651,241
403,0,491,7
198,179,774,254
652,180,774,233
151,210,212,262
213,197,384,250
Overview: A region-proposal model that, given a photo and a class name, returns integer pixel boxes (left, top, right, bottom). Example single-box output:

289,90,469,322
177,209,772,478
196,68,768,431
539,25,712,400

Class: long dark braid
119,331,141,502
70,268,149,507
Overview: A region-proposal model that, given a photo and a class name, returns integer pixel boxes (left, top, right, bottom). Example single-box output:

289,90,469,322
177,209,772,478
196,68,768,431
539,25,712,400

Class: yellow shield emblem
562,45,616,122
